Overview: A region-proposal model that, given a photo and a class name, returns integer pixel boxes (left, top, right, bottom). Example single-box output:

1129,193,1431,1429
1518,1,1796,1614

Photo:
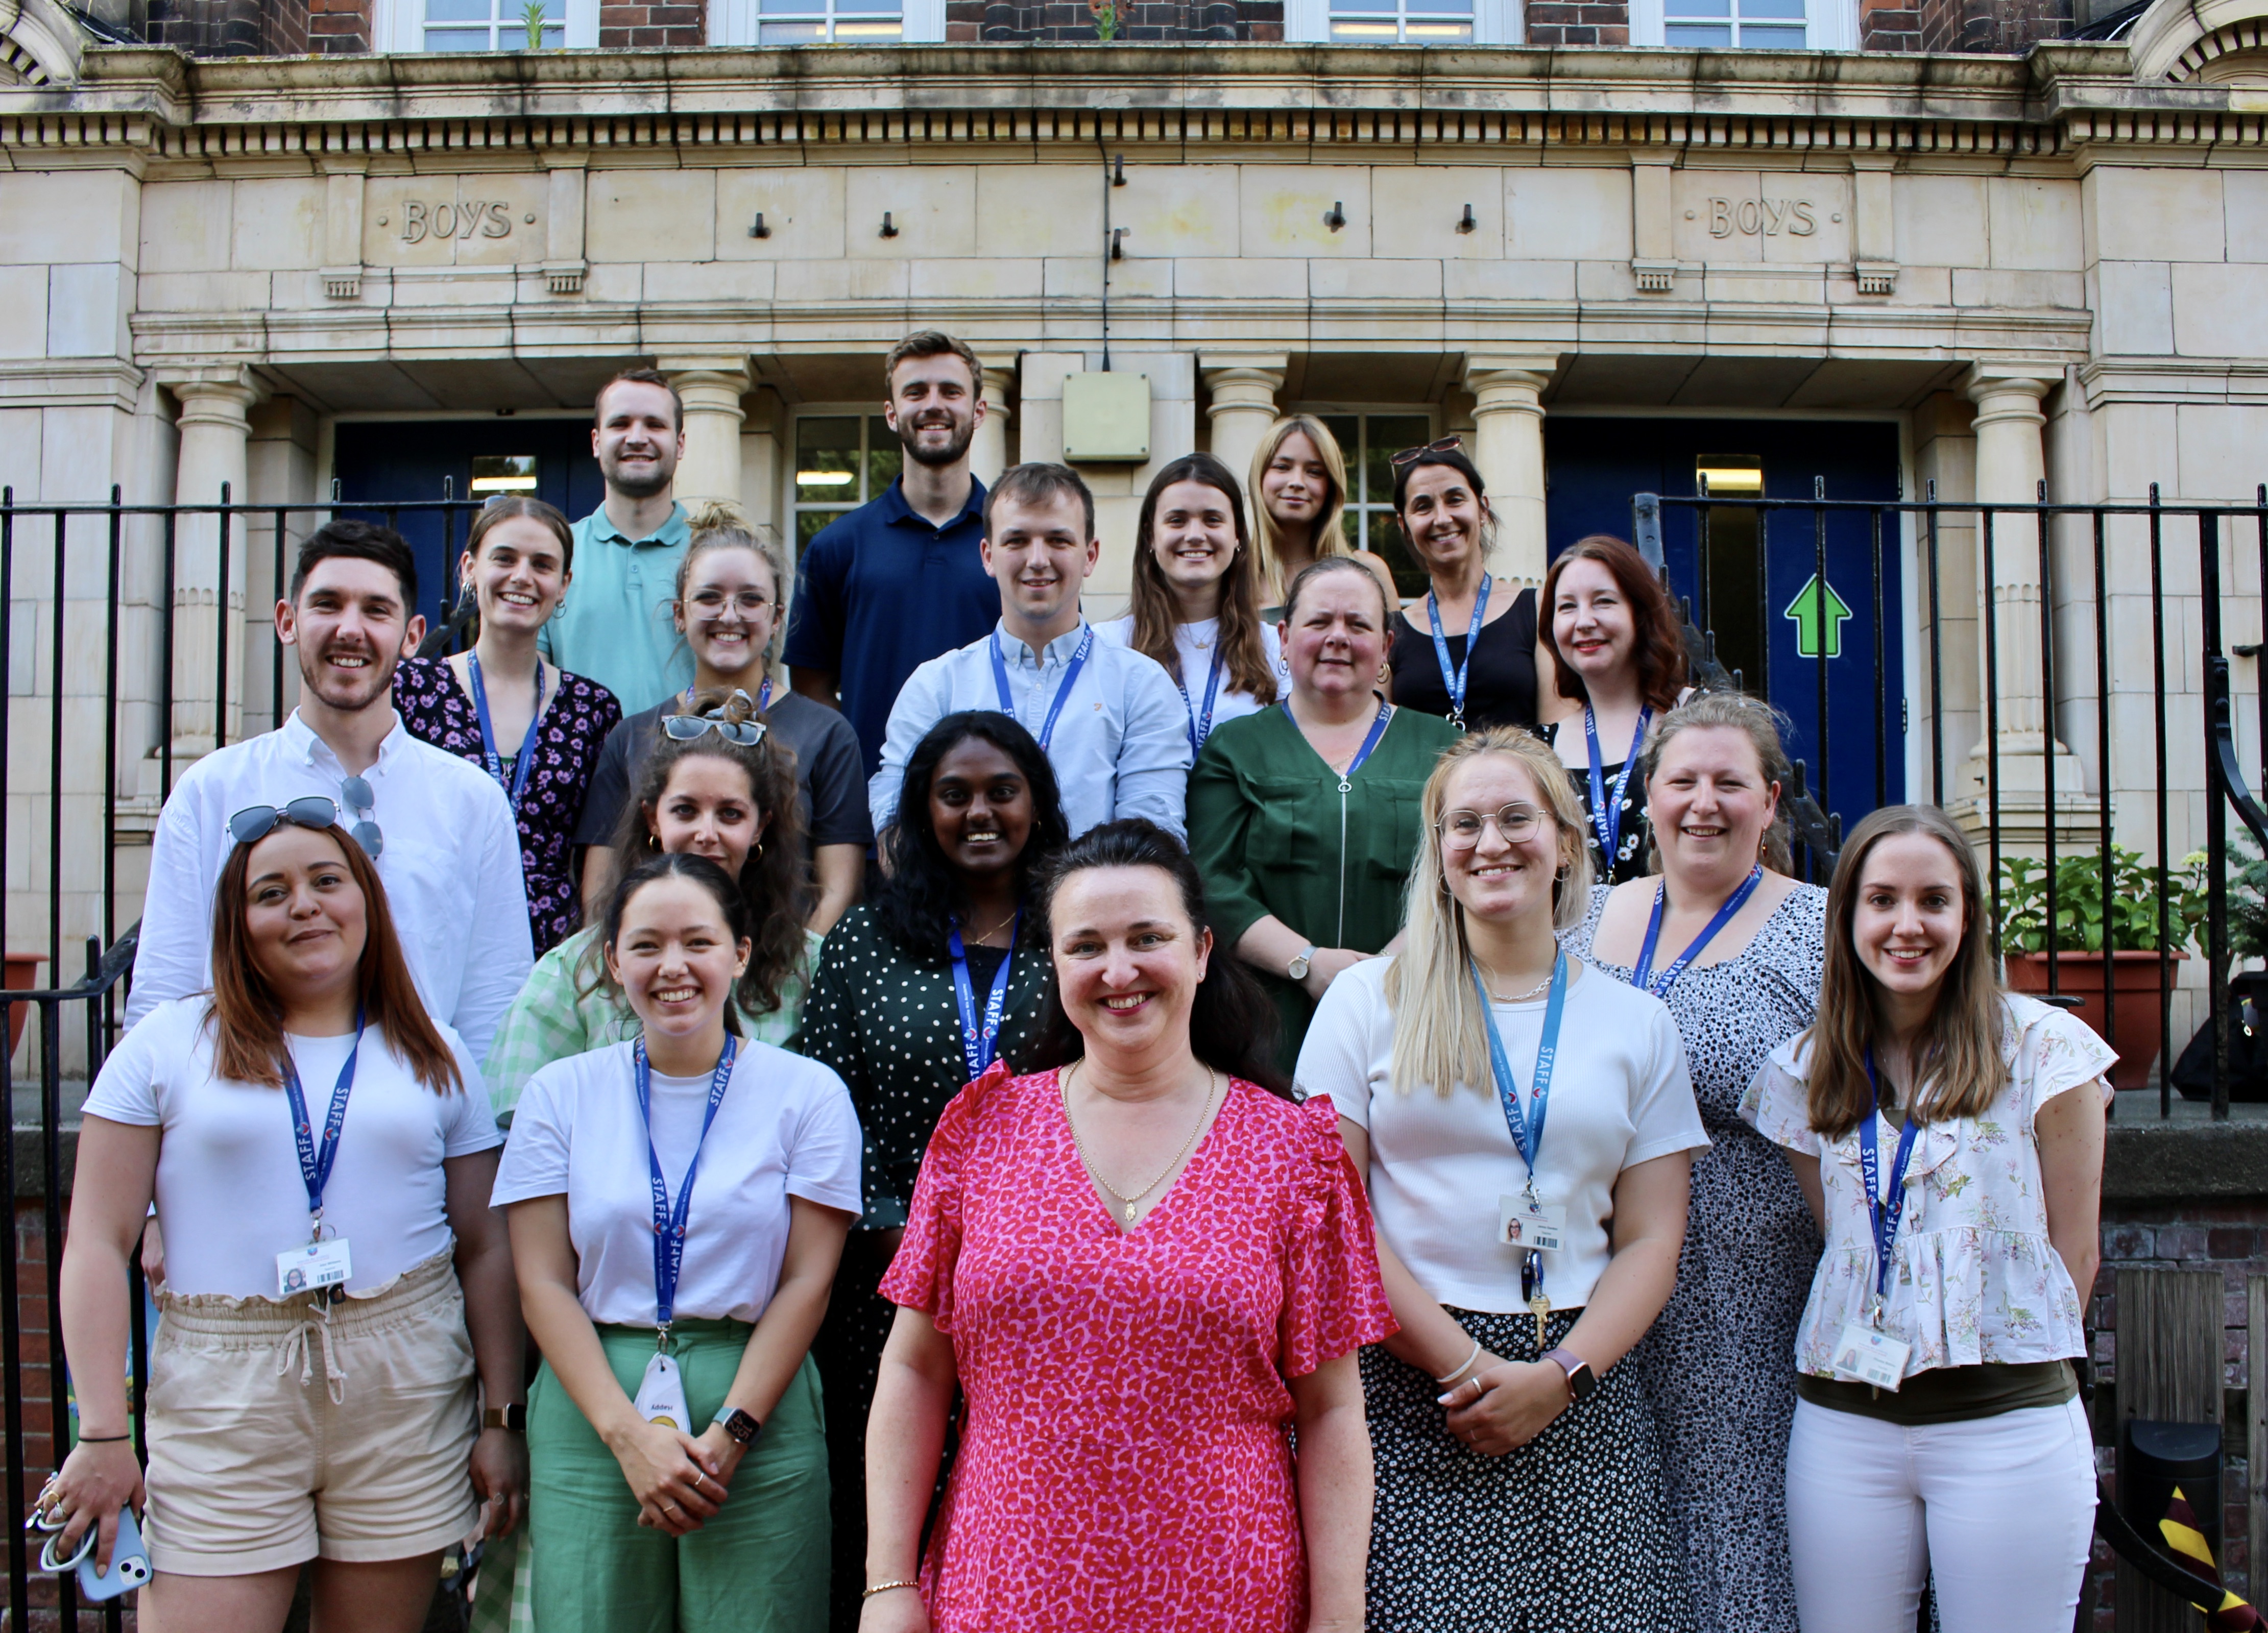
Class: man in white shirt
869,463,1192,841
127,520,534,1063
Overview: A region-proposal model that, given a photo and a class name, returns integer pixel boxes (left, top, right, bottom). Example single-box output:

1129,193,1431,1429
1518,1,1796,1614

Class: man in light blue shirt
538,368,693,714
870,463,1191,841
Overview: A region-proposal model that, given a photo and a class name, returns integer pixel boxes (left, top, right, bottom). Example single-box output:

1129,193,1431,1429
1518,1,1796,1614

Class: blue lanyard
633,1034,739,1333
1583,705,1652,868
282,1009,367,1236
1282,697,1392,794
1632,864,1765,998
1858,1050,1921,1322
1474,952,1570,1303
947,911,1021,1080
1425,574,1491,730
1179,643,1227,758
467,652,544,814
681,676,772,714
991,627,1095,753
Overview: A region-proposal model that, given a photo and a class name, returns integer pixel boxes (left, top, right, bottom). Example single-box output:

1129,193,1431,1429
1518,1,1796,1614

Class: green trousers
528,1321,830,1633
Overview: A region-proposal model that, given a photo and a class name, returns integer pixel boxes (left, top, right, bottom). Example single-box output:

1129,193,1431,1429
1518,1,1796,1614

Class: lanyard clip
655,1321,672,1353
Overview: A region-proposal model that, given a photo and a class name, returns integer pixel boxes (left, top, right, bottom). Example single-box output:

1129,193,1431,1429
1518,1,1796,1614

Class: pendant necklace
1062,1062,1221,1226
1487,970,1556,1004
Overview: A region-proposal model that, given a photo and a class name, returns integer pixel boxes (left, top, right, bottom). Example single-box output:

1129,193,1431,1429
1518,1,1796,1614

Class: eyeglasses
228,792,382,860
662,693,767,747
686,591,776,621
1389,435,1464,469
1438,803,1546,848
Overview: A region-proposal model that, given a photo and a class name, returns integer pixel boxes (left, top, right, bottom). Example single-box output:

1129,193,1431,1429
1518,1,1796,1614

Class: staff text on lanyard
1474,953,1570,1347
1583,705,1652,871
630,1034,739,1428
948,910,1021,1081
276,1011,367,1299
1833,1050,1920,1392
1425,575,1491,732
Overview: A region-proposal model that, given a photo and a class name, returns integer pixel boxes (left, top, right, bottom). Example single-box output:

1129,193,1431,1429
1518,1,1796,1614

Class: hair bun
684,499,754,535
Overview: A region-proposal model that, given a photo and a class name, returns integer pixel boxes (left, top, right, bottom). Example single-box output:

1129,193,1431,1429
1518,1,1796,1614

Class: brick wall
1859,0,1921,50
597,0,703,45
306,0,371,54
146,0,309,55
945,0,1274,37
1915,0,2070,50
1523,0,1629,44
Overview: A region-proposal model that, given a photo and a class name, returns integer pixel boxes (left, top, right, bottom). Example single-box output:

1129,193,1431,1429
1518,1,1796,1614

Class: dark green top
1188,702,1461,1068
789,905,1052,1231
1798,1360,2078,1426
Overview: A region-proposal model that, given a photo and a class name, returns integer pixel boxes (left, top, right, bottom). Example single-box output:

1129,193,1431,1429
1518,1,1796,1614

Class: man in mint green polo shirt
539,367,695,714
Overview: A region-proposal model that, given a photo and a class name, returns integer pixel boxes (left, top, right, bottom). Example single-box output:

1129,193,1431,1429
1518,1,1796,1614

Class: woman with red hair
1540,535,1690,885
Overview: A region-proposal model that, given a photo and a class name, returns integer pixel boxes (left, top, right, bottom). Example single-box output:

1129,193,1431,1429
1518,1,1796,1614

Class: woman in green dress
1189,555,1461,1068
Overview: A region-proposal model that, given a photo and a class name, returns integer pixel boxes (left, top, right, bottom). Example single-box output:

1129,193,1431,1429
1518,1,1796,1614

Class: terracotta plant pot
4,954,47,1058
2005,949,2190,1091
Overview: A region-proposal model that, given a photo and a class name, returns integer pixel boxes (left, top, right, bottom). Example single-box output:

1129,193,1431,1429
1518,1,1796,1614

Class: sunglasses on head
228,779,384,860
662,690,767,747
1389,435,1464,469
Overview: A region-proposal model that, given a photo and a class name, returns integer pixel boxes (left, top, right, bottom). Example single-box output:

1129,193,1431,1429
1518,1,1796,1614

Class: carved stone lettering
400,199,519,245
1708,197,1821,238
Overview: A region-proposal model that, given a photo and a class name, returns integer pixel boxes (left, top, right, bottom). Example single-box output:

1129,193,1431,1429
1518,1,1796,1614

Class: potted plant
1996,845,2209,1089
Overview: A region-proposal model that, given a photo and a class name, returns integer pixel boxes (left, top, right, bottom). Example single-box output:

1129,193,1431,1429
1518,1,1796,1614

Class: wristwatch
1287,944,1318,982
483,1404,526,1433
1543,1348,1598,1404
713,1407,762,1447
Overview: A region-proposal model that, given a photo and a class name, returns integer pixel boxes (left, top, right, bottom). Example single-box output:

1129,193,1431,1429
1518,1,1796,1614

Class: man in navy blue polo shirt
784,330,999,780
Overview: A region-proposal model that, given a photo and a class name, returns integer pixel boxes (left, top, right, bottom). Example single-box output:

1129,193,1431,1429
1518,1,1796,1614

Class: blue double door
1542,416,1905,833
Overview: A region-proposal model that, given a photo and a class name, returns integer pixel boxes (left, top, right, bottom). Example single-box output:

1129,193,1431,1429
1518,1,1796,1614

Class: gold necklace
959,907,1017,945
1061,1062,1221,1226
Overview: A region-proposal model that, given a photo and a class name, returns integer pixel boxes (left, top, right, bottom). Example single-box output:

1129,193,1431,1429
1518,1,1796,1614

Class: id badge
1499,1196,1566,1253
1832,1322,1912,1391
275,1237,352,1299
634,1351,691,1430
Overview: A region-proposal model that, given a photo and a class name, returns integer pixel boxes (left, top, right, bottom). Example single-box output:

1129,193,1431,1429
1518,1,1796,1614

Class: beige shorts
143,1246,480,1576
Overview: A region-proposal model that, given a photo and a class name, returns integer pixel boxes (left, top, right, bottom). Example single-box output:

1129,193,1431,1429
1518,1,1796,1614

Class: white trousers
1786,1395,2097,1633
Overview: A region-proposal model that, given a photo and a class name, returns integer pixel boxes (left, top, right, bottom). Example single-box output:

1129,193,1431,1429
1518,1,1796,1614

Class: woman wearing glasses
1188,557,1459,1069
580,502,872,934
396,496,624,955
485,689,819,1124
1248,415,1401,613
1570,693,1826,1633
44,798,522,1630
1295,728,1705,1632
1384,442,1552,735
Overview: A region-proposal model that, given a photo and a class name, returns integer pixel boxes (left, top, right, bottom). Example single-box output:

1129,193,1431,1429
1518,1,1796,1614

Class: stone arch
2130,0,2268,81
0,0,84,84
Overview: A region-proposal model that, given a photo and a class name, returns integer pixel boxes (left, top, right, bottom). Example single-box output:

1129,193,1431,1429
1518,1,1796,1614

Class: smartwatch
483,1404,527,1433
1543,1348,1597,1403
713,1407,762,1447
1287,944,1317,982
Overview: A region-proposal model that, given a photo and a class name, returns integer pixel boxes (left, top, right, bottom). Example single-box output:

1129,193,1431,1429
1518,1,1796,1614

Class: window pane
1363,416,1430,515
424,25,492,46
796,417,861,500
1329,19,1404,37
1405,0,1473,13
865,416,903,501
1666,20,1733,41
540,21,564,39
1341,510,1364,554
427,0,492,19
798,509,849,552
1739,0,1803,17
836,18,904,33
470,455,540,496
1404,20,1473,36
759,18,828,38
1739,19,1804,40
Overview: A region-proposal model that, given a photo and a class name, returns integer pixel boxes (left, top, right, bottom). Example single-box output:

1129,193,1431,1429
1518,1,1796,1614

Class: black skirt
1360,1306,1697,1633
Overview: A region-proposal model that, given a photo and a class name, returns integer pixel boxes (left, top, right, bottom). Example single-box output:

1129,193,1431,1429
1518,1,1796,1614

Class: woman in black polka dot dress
794,710,1070,1632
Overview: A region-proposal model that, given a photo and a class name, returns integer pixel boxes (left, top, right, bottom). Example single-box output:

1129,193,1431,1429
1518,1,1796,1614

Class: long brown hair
1128,454,1277,706
1803,804,2007,1138
1541,534,1688,713
206,822,463,1094
1248,415,1352,600
588,687,809,1019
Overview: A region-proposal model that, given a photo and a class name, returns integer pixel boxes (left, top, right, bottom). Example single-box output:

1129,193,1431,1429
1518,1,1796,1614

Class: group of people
29,328,2109,1633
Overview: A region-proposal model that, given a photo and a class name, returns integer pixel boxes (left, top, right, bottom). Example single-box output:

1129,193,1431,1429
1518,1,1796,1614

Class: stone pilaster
1463,355,1558,592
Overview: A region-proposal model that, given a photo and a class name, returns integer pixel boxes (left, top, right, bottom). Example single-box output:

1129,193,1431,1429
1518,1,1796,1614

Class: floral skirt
1360,1306,1697,1633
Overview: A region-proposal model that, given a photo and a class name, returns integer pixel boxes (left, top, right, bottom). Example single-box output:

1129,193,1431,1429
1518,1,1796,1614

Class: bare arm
1337,1118,1500,1382
791,667,840,710
1238,920,1370,1005
860,1306,958,1633
1787,1149,1825,1230
447,1148,527,1538
582,844,617,924
505,1196,724,1536
1288,1352,1371,1633
689,1198,853,1485
47,1116,158,1569
2036,1081,2108,1301
810,844,864,936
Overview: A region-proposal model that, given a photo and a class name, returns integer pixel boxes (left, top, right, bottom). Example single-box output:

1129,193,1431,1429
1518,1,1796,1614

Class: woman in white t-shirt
43,800,521,1630
1096,452,1282,758
1294,726,1707,1630
496,851,861,1633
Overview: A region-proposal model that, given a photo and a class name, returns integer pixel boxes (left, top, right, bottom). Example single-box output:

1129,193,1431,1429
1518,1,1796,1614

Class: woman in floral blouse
396,496,621,954
1742,803,2110,1633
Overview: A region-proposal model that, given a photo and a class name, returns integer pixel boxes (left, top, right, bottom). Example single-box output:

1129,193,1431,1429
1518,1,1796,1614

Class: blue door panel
1542,417,1904,833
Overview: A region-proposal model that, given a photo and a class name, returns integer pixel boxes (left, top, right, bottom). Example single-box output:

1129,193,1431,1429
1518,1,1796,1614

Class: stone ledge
2106,1116,2268,1202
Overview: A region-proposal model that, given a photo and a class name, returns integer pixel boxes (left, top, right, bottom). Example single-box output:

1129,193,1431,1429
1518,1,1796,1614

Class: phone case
77,1508,148,1602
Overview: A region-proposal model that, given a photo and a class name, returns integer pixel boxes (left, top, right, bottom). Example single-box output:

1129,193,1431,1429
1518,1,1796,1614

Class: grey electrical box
1062,372,1151,462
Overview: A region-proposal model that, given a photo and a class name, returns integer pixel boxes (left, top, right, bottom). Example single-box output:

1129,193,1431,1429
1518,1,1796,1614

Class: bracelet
861,1580,920,1600
1433,1338,1482,1386
76,1434,132,1444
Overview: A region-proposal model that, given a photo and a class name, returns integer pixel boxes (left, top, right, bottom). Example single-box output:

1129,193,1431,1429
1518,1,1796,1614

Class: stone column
1463,354,1558,591
659,356,752,507
159,366,262,758
1198,353,1287,521
971,355,1016,488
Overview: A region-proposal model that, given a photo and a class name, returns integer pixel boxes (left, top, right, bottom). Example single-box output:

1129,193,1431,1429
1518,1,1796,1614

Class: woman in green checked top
483,688,821,1124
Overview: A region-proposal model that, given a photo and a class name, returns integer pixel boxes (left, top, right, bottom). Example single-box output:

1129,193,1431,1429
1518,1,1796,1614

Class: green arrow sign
1783,573,1852,660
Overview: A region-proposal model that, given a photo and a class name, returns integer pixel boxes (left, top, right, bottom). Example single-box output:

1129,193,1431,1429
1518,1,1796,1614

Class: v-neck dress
1570,882,1829,1633
878,1062,1396,1633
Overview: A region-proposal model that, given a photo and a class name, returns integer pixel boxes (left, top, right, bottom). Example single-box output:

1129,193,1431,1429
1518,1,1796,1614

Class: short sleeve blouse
1739,994,2115,1379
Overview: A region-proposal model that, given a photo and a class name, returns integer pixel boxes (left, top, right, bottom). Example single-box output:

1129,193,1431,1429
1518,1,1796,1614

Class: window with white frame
1632,0,1852,46
422,0,560,47
791,415,903,555
1313,411,1433,599
1285,0,1510,40
708,0,913,39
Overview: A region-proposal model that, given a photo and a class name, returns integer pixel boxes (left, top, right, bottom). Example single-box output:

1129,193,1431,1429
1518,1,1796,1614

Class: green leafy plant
521,0,549,48
1087,0,1119,37
2232,838,2268,962
1996,845,2210,955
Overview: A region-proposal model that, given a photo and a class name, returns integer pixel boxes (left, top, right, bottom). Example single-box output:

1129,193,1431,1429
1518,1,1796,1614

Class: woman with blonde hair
1742,805,2108,1633
1096,453,1281,756
1573,692,1827,1632
1296,726,1705,1630
1247,415,1401,612
579,500,871,933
